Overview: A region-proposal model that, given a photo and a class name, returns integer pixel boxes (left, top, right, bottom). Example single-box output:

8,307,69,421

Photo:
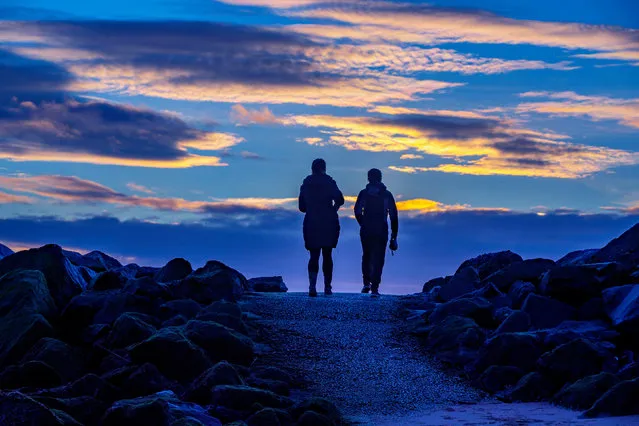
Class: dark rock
0,244,87,311
185,361,244,404
160,299,201,321
155,258,193,283
538,338,610,383
121,363,177,398
508,281,536,309
602,284,639,339
0,313,54,368
618,361,639,380
428,297,493,328
250,366,293,384
557,249,598,266
590,222,639,265
539,265,603,305
170,260,246,304
474,332,542,373
0,390,80,425
297,411,333,426
89,270,127,291
584,378,639,418
162,315,188,328
457,251,523,280
427,316,485,366
210,385,293,410
21,338,85,383
106,313,156,349
0,269,57,319
184,320,254,366
439,266,479,302
246,377,290,396
61,290,155,330
35,396,108,425
208,406,249,424
542,320,619,350
128,327,211,382
478,365,525,393
422,276,448,293
77,266,98,284
246,407,292,426
75,250,122,273
123,276,171,299
484,258,555,292
101,390,222,426
247,276,288,293
111,264,139,280
291,397,343,425
553,372,620,410
56,373,119,401
200,300,242,319
0,242,14,259
492,307,513,326
578,297,606,321
521,293,576,330
494,311,530,334
0,360,62,390
197,312,248,335
500,372,558,402
135,265,161,278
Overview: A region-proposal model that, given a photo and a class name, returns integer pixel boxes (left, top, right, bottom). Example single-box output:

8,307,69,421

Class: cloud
289,3,639,64
517,91,639,129
286,108,637,178
231,105,280,125
399,154,424,160
126,183,155,195
0,191,33,204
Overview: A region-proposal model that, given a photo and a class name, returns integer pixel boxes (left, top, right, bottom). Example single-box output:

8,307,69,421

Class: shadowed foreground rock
0,247,346,426
407,222,639,419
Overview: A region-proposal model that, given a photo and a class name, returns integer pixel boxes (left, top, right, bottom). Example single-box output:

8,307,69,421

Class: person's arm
388,192,398,239
298,184,307,213
333,180,345,211
354,190,365,225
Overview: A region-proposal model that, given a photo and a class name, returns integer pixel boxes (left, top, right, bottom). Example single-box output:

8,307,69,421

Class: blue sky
0,0,638,293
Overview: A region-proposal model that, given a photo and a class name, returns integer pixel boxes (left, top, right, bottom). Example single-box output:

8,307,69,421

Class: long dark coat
298,173,345,250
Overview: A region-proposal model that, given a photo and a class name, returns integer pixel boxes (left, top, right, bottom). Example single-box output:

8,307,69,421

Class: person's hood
365,181,386,196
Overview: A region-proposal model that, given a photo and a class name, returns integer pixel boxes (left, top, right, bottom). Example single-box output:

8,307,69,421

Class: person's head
368,168,382,183
311,158,326,174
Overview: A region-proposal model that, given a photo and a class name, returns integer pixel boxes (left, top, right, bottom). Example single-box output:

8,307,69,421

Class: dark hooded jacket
354,182,398,238
299,173,345,250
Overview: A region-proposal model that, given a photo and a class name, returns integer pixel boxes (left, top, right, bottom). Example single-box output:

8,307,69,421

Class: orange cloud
126,183,155,195
0,191,33,204
230,105,280,125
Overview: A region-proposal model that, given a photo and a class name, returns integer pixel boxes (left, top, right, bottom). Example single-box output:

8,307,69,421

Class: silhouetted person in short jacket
299,159,345,296
354,168,398,296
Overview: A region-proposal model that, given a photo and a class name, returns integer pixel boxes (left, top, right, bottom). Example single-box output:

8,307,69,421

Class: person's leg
361,234,372,292
370,236,387,295
308,248,320,297
321,247,333,295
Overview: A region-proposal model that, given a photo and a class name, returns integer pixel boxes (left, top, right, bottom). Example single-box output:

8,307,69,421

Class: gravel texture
241,292,483,422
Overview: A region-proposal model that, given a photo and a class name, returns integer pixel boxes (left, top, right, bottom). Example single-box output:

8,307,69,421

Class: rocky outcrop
0,243,14,260
0,245,341,426
410,222,639,418
247,276,288,293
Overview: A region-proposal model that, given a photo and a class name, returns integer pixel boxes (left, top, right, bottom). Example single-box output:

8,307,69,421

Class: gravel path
241,292,639,425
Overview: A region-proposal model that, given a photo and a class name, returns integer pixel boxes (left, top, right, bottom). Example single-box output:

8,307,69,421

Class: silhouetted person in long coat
354,168,398,296
299,158,345,296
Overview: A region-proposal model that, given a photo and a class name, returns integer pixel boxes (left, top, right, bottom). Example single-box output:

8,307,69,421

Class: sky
0,0,638,293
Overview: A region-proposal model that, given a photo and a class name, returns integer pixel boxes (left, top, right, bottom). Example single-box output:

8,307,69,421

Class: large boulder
70,250,122,273
211,385,293,410
0,313,54,368
457,251,523,280
474,332,542,374
155,258,193,283
291,397,344,425
539,265,604,305
500,372,558,402
422,276,449,293
32,395,109,425
185,361,244,404
478,365,525,393
0,242,14,259
0,244,87,309
484,258,555,292
553,372,620,410
89,270,127,291
0,269,57,319
427,316,485,365
507,281,536,309
123,276,171,300
159,299,201,321
541,320,619,350
537,338,611,384
439,266,479,302
0,360,62,390
106,313,156,349
590,222,639,265
21,338,86,383
120,363,178,399
128,328,212,382
0,390,80,425
247,276,288,293
101,390,222,426
428,297,493,328
183,320,254,366
584,378,639,418
494,311,530,334
521,294,576,330
557,249,598,266
602,284,639,337
170,261,246,304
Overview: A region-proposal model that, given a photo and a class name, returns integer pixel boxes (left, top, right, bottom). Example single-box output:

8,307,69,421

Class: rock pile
407,223,639,418
0,244,343,425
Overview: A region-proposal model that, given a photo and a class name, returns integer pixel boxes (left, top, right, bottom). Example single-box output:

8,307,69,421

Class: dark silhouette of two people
298,159,398,297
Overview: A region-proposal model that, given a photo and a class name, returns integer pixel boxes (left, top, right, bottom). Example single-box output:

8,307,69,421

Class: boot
371,284,380,297
308,271,318,297
361,277,371,293
324,274,333,296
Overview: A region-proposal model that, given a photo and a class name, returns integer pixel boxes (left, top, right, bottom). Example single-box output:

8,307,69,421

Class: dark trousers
308,247,333,285
361,234,387,288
